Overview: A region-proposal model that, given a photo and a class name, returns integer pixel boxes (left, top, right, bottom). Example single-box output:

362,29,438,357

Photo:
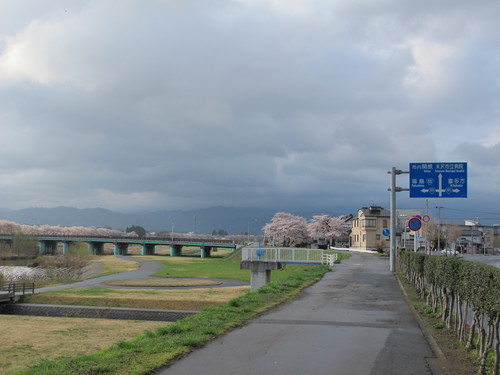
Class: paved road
155,253,440,375
461,254,500,268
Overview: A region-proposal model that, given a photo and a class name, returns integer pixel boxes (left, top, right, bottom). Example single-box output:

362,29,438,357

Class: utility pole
425,199,430,254
388,167,409,272
436,206,444,253
171,220,175,243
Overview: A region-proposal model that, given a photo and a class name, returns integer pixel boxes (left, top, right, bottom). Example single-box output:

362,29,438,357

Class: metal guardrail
0,283,35,295
242,247,337,265
0,283,35,304
0,234,236,245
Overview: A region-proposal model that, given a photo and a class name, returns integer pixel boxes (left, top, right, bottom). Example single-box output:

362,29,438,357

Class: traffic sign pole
388,167,409,272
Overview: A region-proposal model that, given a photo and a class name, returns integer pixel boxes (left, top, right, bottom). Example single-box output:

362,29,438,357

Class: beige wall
350,209,390,250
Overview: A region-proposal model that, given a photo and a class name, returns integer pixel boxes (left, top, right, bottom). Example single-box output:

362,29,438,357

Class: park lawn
94,255,140,276
102,278,222,287
21,286,250,310
137,254,315,282
0,315,166,375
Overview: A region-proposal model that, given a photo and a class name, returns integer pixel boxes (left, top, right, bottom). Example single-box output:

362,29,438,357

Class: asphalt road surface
156,253,440,375
461,254,500,268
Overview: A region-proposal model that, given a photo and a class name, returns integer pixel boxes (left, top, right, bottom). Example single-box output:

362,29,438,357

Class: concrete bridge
241,247,337,290
0,235,237,258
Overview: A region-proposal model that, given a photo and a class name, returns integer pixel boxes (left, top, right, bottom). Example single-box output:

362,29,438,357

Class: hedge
398,250,499,375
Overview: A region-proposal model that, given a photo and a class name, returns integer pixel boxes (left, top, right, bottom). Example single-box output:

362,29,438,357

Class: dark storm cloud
0,0,499,217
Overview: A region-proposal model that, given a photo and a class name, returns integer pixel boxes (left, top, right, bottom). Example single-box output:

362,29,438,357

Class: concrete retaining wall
0,303,198,322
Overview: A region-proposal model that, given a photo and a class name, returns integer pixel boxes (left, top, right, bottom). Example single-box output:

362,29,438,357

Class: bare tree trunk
477,315,485,355
459,299,468,343
478,320,494,375
455,294,462,338
493,315,499,375
466,311,478,352
440,287,448,322
446,292,455,329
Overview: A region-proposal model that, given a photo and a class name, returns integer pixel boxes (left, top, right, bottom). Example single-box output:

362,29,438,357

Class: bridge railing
0,234,236,246
1,282,35,295
242,247,329,264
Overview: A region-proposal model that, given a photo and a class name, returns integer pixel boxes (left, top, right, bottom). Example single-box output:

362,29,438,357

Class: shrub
398,250,499,375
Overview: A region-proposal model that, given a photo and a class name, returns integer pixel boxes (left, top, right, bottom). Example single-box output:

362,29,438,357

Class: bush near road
398,250,499,375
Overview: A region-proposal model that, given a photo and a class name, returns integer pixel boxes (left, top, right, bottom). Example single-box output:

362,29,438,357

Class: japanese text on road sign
409,163,467,198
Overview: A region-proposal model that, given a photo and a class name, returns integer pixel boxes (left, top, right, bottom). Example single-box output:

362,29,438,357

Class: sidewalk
155,253,442,375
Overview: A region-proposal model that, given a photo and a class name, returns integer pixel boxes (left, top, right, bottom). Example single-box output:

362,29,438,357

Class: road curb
396,275,447,375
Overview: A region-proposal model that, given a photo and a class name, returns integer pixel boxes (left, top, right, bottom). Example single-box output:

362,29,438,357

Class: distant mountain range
0,206,346,234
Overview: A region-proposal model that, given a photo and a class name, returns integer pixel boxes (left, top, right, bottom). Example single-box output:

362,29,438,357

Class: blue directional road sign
382,229,390,237
409,162,467,198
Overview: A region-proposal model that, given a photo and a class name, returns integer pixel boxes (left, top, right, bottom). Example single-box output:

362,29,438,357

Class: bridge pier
62,241,74,255
113,243,129,255
0,239,12,248
88,242,105,255
39,240,58,255
201,246,212,258
170,245,183,257
141,244,155,255
240,261,283,290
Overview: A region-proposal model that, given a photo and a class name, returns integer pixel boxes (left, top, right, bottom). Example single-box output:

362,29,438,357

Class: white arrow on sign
436,173,446,197
421,189,429,193
452,189,461,193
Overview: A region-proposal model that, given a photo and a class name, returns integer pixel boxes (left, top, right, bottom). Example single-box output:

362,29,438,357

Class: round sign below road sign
422,215,431,223
408,217,422,231
382,229,390,237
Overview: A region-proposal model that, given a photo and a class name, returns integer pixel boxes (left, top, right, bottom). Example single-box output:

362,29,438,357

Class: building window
361,219,376,228
362,234,366,242
383,219,388,228
376,234,380,240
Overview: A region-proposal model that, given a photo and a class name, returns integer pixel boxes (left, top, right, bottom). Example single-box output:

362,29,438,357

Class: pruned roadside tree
263,212,309,247
399,251,500,375
307,214,349,247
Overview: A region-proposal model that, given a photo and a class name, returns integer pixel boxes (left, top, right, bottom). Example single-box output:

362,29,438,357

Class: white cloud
402,38,457,92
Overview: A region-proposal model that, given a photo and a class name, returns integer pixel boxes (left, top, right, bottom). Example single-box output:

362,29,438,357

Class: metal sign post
387,162,468,271
388,167,409,272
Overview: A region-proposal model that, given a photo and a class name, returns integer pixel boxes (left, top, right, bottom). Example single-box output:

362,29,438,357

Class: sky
0,0,499,225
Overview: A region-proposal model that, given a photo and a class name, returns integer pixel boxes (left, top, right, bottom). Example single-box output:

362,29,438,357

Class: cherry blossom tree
0,220,124,237
263,212,309,247
308,214,349,246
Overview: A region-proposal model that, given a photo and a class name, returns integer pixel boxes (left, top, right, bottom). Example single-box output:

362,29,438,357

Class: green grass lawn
138,253,328,282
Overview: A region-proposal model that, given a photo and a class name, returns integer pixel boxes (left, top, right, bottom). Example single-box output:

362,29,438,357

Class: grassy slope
13,265,331,375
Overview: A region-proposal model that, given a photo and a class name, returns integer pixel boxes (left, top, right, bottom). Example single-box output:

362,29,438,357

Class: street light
171,220,175,243
248,219,257,245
